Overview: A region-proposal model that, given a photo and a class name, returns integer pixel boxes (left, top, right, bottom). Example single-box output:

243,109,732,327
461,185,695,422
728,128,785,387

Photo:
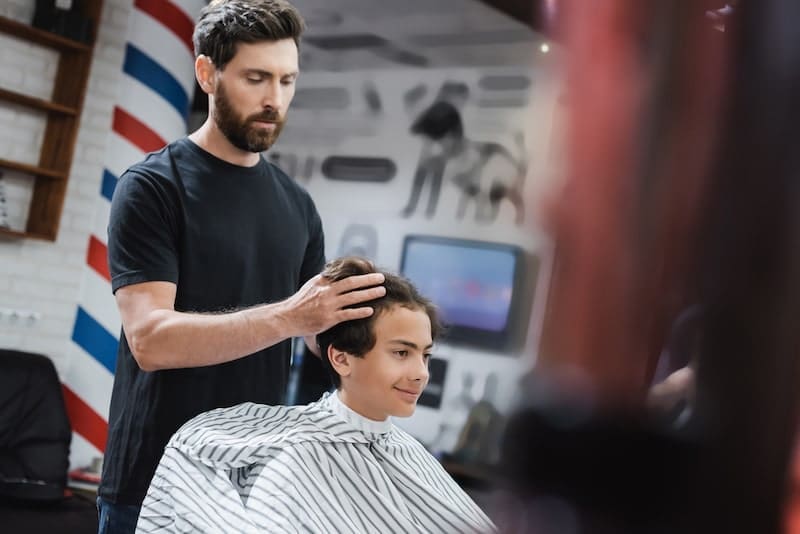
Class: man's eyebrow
389,339,434,350
243,68,298,78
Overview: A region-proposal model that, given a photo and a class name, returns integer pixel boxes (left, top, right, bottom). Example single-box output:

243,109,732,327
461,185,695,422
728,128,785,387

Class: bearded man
99,2,386,532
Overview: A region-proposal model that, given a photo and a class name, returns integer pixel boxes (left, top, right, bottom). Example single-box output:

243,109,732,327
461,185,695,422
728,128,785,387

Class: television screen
400,235,522,350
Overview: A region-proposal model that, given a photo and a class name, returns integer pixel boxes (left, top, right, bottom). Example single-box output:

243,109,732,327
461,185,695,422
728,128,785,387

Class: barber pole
62,0,205,471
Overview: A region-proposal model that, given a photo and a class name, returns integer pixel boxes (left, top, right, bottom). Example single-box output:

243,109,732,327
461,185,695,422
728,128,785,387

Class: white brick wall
0,0,134,375
0,0,35,22
0,103,47,165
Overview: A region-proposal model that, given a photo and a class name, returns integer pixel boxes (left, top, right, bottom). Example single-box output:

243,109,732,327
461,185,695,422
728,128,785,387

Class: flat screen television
399,235,523,351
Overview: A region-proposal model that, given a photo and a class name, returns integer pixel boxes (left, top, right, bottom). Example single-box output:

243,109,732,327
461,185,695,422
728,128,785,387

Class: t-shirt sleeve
298,196,326,287
107,170,180,294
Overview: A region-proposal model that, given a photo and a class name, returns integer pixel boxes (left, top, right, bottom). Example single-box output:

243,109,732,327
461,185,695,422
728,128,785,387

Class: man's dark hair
316,257,442,388
193,0,305,71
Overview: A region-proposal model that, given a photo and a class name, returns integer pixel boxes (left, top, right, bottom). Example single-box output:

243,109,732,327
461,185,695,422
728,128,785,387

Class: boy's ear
328,345,353,378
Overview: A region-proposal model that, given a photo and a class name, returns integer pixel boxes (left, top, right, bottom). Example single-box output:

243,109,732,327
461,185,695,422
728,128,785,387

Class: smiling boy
136,257,497,533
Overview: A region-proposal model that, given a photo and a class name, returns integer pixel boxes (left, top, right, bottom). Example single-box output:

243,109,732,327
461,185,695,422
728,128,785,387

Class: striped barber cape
137,392,497,533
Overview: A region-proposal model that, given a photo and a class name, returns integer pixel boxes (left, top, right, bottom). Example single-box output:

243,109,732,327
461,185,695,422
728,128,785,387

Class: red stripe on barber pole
62,384,108,453
134,0,195,53
113,106,167,153
87,235,111,283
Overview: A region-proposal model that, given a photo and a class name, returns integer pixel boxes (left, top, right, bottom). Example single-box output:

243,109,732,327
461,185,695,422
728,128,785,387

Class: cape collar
326,391,393,436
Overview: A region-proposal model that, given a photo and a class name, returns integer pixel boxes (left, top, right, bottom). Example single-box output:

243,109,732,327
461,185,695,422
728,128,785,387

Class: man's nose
261,80,283,111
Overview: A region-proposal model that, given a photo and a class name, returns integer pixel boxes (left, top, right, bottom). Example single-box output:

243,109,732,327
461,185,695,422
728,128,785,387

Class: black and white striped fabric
137,392,497,533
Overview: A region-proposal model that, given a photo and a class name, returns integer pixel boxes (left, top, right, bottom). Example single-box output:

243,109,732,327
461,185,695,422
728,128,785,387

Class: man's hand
113,272,385,371
280,272,386,337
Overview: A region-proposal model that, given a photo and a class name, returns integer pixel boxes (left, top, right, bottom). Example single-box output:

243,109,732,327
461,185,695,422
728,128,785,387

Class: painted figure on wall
400,101,453,219
401,98,528,224
0,172,8,229
450,127,528,225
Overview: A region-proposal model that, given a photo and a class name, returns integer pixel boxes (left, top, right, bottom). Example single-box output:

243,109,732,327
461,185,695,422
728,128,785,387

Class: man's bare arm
116,273,384,371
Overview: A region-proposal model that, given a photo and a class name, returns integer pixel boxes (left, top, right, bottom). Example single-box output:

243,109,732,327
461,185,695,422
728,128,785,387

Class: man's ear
328,345,353,379
195,55,216,94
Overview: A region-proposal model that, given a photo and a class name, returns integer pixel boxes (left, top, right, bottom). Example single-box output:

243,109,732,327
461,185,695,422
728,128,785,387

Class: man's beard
213,82,285,153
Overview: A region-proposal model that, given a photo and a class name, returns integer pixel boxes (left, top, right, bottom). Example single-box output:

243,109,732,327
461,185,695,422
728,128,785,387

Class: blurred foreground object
499,0,800,532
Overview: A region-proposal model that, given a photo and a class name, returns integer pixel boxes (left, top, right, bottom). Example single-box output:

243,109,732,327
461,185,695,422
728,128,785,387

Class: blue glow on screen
402,240,516,332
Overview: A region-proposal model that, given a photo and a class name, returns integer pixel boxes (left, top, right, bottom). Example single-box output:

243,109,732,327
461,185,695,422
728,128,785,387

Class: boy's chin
390,404,418,418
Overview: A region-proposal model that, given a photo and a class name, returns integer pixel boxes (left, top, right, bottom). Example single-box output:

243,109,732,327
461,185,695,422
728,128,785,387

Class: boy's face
340,306,432,421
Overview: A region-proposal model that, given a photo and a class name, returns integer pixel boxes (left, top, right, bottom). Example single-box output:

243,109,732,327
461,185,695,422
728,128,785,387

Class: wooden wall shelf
0,158,68,180
0,227,51,241
0,15,91,52
0,3,103,241
0,87,78,116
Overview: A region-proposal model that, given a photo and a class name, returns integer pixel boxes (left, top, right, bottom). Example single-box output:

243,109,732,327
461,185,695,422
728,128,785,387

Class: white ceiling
290,0,549,71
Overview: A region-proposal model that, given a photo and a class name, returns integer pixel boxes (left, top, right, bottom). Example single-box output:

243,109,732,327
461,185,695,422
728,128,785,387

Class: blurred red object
539,0,725,407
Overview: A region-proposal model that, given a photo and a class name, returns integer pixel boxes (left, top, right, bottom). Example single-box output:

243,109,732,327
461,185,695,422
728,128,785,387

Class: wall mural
321,156,397,183
402,99,528,224
268,152,315,183
337,223,379,260
273,74,534,228
362,81,383,115
0,171,8,229
267,74,531,226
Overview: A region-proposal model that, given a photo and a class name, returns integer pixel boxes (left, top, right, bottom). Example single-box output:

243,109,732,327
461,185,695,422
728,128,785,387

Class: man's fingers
337,306,375,322
331,273,385,294
339,285,386,307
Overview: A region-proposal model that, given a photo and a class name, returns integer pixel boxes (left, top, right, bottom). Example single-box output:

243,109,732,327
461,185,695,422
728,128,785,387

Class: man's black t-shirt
100,138,325,505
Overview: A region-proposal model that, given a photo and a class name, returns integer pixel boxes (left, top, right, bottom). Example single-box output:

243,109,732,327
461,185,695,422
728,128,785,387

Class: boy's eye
394,350,408,357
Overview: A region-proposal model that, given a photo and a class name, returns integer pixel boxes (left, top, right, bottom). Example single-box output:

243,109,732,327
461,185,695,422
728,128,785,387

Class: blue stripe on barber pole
71,307,118,375
101,169,117,202
123,43,190,119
